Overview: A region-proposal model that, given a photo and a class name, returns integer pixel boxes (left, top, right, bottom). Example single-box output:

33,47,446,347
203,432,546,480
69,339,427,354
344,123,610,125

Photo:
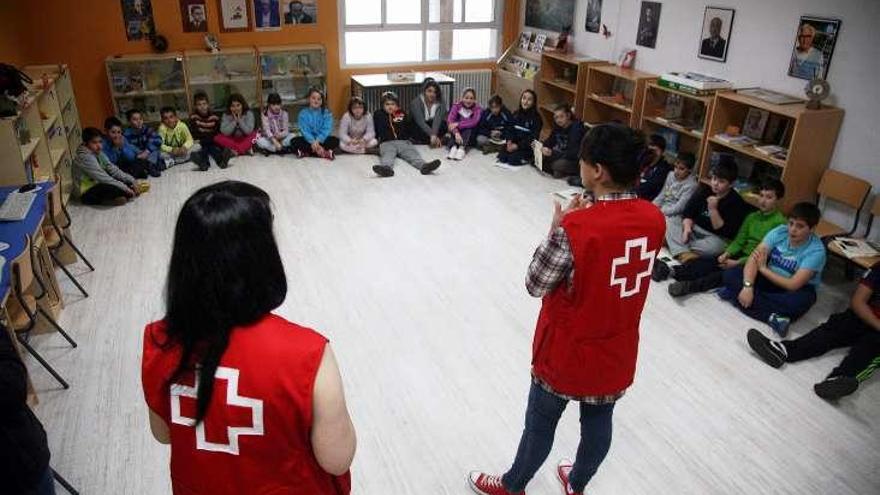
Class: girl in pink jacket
445,87,482,161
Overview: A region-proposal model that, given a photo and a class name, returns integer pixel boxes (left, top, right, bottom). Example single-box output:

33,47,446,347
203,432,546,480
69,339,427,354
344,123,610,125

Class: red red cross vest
142,314,351,495
532,199,666,397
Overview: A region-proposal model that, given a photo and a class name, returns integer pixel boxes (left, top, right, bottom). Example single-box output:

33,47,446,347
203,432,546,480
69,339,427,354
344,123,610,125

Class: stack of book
714,133,757,146
658,72,732,96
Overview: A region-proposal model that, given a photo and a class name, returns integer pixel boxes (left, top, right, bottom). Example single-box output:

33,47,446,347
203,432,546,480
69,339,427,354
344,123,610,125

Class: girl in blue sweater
291,88,339,160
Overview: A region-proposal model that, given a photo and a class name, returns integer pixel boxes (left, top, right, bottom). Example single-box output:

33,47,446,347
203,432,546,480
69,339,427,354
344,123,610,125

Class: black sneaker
814,376,858,400
373,165,394,177
421,159,441,175
668,280,694,297
219,148,234,169
192,153,209,171
651,260,671,282
746,329,786,368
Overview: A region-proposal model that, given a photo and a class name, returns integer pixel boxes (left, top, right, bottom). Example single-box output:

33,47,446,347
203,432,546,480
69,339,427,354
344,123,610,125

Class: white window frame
338,0,505,69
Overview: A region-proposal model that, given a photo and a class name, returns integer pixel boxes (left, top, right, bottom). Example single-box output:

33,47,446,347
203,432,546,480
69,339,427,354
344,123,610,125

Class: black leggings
290,136,340,156
80,184,128,205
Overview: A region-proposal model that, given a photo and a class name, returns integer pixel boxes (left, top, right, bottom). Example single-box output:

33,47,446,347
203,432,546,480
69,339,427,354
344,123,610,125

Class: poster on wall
121,0,155,41
788,16,841,80
181,0,209,32
585,0,602,34
636,1,661,49
698,7,734,62
218,0,250,32
284,0,316,24
253,0,282,31
524,0,575,33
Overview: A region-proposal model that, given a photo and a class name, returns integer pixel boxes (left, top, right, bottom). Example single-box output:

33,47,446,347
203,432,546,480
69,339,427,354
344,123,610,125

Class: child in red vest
469,124,666,495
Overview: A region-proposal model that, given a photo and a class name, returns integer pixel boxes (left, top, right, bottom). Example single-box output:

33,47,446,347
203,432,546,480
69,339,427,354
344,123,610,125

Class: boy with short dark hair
189,92,230,170
668,179,786,297
123,109,163,176
371,91,441,178
540,104,585,180
468,124,665,495
636,133,671,201
73,127,138,206
103,116,150,179
657,156,753,279
652,151,698,217
158,106,195,167
721,202,826,337
747,260,880,400
476,94,511,154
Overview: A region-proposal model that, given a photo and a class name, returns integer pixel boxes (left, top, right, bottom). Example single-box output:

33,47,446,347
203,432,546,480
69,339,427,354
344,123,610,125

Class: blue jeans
722,265,817,322
502,382,615,493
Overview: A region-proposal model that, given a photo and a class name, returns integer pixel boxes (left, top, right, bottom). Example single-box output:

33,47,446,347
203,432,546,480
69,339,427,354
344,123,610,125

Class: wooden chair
43,183,92,298
7,235,77,389
814,169,872,239
827,195,880,271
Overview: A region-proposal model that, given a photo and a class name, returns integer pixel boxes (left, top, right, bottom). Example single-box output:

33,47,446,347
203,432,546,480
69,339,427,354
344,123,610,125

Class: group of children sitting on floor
641,138,877,400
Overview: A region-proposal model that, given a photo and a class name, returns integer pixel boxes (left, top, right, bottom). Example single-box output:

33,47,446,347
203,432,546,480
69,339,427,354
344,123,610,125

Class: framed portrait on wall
698,7,734,62
121,0,156,41
181,0,208,32
218,0,250,32
788,16,841,80
636,2,661,49
253,0,282,31
585,0,602,34
284,0,316,24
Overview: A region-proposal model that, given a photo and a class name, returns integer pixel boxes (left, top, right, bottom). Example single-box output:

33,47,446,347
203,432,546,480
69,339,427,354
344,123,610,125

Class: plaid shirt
526,191,638,404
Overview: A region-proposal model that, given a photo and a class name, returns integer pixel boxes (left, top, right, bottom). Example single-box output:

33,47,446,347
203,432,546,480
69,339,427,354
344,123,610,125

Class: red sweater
532,199,666,397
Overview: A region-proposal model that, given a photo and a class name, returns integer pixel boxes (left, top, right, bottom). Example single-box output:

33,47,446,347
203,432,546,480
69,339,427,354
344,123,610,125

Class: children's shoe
668,280,694,298
768,313,791,338
421,159,441,175
164,157,175,169
455,147,467,160
651,260,671,282
325,149,335,161
556,459,583,495
296,149,305,159
447,146,458,159
467,472,524,495
220,148,234,169
746,329,787,368
372,165,394,177
814,375,859,400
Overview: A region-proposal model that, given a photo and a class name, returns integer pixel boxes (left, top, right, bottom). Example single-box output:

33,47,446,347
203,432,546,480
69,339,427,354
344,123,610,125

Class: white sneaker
447,146,458,159
164,157,175,169
455,147,467,160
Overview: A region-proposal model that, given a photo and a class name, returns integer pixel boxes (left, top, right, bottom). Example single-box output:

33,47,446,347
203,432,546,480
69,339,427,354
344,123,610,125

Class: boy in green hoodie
668,179,786,297
158,106,195,168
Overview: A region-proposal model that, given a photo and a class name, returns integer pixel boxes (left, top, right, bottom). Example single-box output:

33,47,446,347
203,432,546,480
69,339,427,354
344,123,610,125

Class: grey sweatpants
665,215,727,257
379,140,425,170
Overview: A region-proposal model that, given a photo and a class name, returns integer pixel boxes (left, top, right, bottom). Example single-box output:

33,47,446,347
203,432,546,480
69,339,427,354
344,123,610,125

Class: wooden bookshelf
639,82,716,163
185,47,260,114
106,53,189,123
701,90,844,211
257,44,328,127
583,65,655,128
494,43,540,114
536,53,606,133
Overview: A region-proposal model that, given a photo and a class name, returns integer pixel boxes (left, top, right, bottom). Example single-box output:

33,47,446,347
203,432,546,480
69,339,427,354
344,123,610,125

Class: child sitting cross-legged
636,134,672,201
256,93,294,155
216,94,257,158
291,87,339,160
475,94,511,155
539,104,585,180
189,92,231,170
74,127,139,206
497,89,542,166
668,179,786,297
158,106,195,167
371,91,441,178
338,96,378,154
652,151,698,218
103,116,150,179
720,202,826,337
654,155,754,280
123,109,163,177
444,87,482,161
747,260,880,400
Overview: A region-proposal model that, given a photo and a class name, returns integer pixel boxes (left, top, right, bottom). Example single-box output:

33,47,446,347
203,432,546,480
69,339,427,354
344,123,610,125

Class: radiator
438,69,493,105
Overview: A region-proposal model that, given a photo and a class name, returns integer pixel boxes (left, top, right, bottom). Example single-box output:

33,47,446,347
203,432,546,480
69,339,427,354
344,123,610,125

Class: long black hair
515,89,538,119
163,181,287,422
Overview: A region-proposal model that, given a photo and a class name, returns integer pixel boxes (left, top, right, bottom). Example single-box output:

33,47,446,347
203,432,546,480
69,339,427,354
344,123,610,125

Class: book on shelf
829,238,880,259
656,78,717,96
664,94,684,119
754,144,787,156
714,133,757,146
660,72,732,90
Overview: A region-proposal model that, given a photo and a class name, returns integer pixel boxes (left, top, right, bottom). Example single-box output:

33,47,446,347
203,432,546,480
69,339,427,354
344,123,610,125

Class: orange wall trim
13,0,520,128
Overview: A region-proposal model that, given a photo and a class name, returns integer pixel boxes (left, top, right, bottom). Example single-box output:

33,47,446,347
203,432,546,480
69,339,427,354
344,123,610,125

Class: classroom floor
26,147,880,494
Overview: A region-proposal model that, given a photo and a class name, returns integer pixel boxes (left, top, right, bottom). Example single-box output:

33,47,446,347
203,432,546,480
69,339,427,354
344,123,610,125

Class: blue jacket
298,107,334,143
102,137,139,165
123,126,162,153
477,106,512,137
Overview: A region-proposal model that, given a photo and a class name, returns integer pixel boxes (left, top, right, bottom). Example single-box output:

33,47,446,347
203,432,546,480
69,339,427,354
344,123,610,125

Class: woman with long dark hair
142,181,356,494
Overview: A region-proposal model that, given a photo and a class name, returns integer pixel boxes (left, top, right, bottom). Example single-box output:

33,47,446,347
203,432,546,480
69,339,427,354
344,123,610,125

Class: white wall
525,0,880,235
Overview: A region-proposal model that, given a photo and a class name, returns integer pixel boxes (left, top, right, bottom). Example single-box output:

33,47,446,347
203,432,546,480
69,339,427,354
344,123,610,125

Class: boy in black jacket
372,91,441,178
636,134,672,201
539,104,585,179
497,89,542,166
476,94,512,154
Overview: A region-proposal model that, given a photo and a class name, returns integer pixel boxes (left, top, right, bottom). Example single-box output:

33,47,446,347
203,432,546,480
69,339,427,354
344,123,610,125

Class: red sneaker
468,472,525,495
556,459,583,495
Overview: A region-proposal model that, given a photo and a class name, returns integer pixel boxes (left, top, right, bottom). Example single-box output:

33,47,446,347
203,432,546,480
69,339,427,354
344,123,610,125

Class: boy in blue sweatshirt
123,109,163,177
103,117,151,179
476,94,512,154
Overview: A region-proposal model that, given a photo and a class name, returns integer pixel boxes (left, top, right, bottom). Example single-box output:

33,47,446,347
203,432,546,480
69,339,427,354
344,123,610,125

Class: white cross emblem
610,237,656,298
170,366,264,455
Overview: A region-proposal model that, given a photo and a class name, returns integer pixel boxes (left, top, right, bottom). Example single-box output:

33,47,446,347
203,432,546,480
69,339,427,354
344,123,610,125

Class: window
341,0,503,66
